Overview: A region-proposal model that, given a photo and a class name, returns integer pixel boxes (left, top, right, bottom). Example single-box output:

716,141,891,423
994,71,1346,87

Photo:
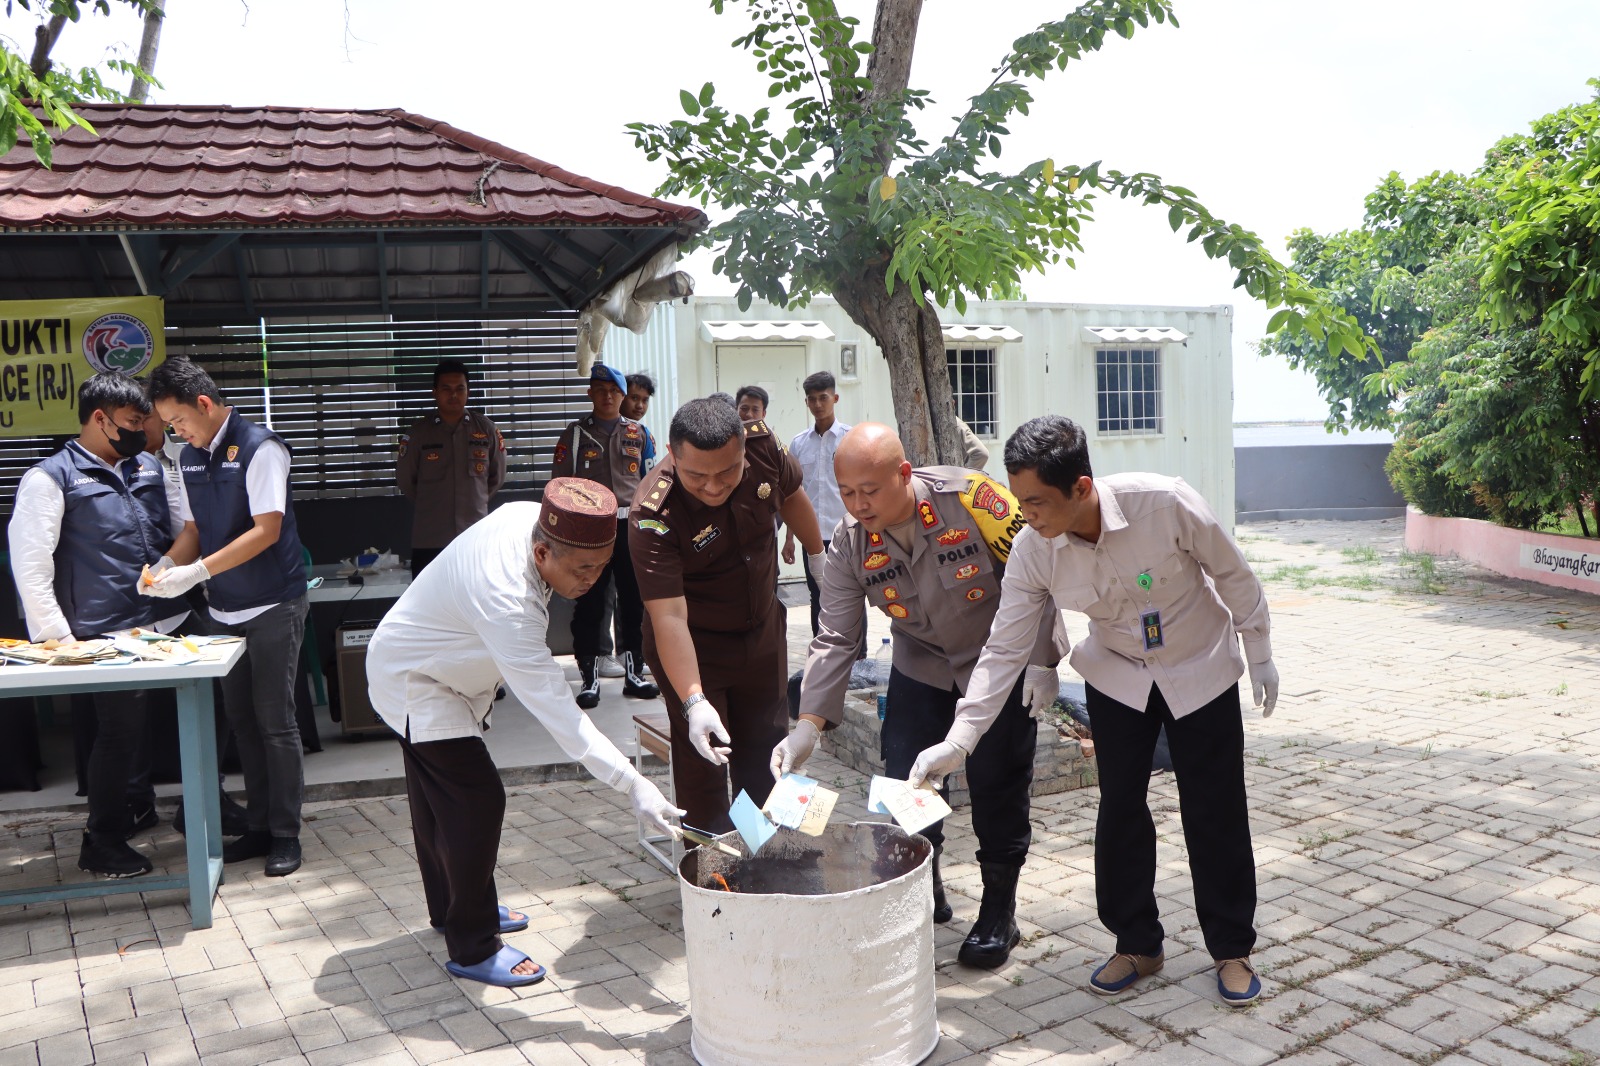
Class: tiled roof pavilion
0,105,706,324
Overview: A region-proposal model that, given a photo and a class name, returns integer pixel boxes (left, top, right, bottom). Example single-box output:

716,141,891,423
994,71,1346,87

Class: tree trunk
816,0,965,466
29,14,68,78
833,265,964,466
130,1,167,103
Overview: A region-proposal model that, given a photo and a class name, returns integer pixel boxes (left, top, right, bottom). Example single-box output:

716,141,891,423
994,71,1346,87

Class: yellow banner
0,297,166,438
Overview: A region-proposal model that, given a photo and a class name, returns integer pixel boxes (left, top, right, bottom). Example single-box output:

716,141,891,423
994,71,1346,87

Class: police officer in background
397,359,506,577
144,358,311,878
8,372,187,877
630,399,825,832
775,423,1066,969
553,364,658,707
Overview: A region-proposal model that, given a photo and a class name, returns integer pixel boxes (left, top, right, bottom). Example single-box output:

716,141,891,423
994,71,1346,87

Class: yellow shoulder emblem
959,474,1028,563
637,471,674,513
743,419,771,437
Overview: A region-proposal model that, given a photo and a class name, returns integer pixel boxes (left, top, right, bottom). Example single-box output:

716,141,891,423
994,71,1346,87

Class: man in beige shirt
774,423,1065,970
910,414,1279,1008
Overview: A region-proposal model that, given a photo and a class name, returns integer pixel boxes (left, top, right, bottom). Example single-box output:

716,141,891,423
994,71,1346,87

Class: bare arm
778,488,824,557
641,595,705,704
165,520,200,566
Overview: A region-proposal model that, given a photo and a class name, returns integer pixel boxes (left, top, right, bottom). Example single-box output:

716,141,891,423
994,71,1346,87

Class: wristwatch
679,691,708,720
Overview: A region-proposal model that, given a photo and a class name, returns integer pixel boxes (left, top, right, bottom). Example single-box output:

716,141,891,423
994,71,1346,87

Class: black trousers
401,733,506,967
84,689,149,843
213,596,309,838
880,667,1036,867
572,520,644,660
1085,681,1257,961
802,541,867,659
645,608,788,835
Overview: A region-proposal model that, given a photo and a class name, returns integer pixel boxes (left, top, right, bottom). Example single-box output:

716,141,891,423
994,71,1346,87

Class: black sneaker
222,829,272,864
265,837,302,877
123,806,159,841
576,657,601,710
78,832,152,878
175,793,251,838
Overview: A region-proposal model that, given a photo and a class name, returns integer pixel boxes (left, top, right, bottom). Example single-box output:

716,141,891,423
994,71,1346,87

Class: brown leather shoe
1089,950,1164,995
1215,957,1261,1005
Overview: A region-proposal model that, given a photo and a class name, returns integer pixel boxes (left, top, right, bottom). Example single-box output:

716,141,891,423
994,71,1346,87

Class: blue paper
729,789,776,854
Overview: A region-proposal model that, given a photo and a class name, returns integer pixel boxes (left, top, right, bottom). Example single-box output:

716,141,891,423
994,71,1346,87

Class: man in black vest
8,372,187,877
144,358,310,878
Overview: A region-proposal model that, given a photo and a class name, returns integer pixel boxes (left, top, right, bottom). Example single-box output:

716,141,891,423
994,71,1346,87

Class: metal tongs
679,822,741,856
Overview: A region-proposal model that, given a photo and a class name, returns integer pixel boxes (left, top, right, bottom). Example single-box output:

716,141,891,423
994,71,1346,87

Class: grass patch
1398,549,1448,594
1340,546,1379,565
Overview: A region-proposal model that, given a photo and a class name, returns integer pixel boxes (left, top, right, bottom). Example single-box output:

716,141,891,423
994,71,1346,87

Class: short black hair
706,391,737,409
735,385,769,411
670,397,745,452
1004,415,1093,494
146,357,224,408
802,371,836,395
79,371,149,425
432,359,470,386
625,372,655,395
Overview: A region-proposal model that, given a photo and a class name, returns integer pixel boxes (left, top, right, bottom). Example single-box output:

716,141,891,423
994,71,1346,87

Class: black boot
621,652,659,700
958,861,1021,969
576,657,601,710
931,845,952,924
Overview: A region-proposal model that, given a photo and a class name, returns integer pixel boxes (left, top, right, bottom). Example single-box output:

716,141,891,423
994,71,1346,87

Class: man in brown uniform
773,423,1066,969
398,359,507,577
553,363,658,708
630,398,825,832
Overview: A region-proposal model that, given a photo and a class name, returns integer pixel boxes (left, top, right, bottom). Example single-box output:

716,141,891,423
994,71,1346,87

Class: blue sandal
445,944,546,988
431,904,530,935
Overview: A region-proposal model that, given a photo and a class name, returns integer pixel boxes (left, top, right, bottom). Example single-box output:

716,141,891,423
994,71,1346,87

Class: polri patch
965,588,985,602
954,563,979,581
883,586,900,601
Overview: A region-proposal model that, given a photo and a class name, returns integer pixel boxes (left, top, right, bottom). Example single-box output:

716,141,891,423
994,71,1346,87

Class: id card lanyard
1137,571,1164,651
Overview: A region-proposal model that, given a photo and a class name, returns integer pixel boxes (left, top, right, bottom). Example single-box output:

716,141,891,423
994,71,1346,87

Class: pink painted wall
1404,507,1600,595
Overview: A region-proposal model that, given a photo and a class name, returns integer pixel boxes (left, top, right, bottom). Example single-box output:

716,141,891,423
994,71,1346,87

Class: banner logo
82,313,156,374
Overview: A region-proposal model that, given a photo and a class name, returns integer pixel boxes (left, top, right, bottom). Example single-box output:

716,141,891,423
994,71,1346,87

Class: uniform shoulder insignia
743,419,771,438
637,470,675,513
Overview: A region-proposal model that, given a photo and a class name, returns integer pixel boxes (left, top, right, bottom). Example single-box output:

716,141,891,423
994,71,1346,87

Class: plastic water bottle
874,637,893,720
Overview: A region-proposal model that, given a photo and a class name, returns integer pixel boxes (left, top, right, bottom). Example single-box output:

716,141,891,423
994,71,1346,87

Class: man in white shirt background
783,371,866,656
910,414,1280,1008
7,372,189,878
144,358,311,878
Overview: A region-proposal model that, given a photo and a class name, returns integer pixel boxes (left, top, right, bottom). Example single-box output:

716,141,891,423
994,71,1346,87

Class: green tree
2,0,155,167
1265,87,1600,530
629,0,1370,464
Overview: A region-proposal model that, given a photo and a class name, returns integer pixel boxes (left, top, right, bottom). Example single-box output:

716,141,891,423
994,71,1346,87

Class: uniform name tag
1141,610,1164,651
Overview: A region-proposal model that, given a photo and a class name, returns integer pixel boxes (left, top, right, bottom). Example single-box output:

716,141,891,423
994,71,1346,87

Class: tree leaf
680,90,701,117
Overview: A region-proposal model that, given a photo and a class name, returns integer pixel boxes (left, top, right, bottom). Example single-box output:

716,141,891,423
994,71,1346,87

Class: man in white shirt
8,372,190,878
783,371,865,654
910,415,1280,1007
143,358,311,879
366,478,682,988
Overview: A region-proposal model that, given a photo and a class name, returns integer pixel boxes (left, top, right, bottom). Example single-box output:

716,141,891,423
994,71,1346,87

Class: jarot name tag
1141,610,1164,651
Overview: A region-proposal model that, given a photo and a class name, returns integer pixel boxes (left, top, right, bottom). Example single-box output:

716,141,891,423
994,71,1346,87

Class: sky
7,0,1600,423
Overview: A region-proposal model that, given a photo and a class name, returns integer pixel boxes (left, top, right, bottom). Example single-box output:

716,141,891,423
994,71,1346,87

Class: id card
1141,609,1164,651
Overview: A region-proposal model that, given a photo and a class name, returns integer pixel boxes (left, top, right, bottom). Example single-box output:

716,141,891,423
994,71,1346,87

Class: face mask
103,417,148,458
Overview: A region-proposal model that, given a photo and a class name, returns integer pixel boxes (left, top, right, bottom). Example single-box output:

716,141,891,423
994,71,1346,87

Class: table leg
175,678,223,929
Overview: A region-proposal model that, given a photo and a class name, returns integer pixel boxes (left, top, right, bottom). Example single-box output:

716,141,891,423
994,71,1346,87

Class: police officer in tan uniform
774,423,1066,970
398,359,506,576
553,364,658,707
629,398,825,833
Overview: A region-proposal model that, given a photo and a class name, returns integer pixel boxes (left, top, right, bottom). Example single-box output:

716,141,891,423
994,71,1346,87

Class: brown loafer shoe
1089,950,1164,995
1216,957,1261,1006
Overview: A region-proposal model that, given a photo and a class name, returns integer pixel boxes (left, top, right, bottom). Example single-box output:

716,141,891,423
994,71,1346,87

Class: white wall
672,295,1236,523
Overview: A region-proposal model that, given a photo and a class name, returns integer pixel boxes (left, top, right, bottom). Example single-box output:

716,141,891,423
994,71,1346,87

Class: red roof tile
0,104,706,232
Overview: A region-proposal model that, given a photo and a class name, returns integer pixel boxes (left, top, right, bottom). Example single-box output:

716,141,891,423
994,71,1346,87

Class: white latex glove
907,739,968,791
770,718,820,780
136,555,176,597
1249,659,1280,717
806,551,828,580
686,699,732,765
1023,664,1060,718
145,559,209,598
627,774,685,840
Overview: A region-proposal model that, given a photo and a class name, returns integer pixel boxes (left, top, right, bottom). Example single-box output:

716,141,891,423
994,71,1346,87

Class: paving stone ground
3,517,1598,1065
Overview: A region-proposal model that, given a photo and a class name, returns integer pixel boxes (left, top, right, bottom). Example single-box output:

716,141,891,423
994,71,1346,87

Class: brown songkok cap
541,477,618,548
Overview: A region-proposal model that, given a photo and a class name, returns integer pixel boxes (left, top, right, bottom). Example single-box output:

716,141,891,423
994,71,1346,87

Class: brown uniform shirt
799,466,1066,725
552,414,647,511
397,409,506,550
629,421,802,635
